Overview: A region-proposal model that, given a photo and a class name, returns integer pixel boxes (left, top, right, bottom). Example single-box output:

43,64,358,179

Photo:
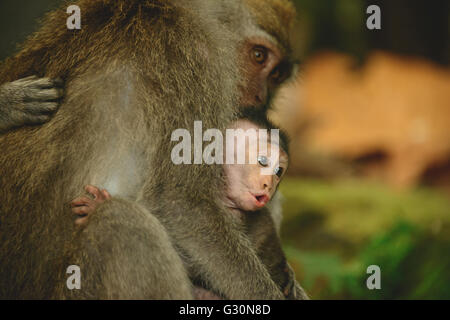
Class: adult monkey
0,0,301,299
239,0,298,108
0,0,297,132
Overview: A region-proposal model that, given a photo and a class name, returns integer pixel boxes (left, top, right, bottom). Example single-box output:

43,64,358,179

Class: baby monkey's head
224,109,289,212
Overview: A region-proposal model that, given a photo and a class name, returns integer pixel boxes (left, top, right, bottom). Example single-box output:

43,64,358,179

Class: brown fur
0,0,286,299
0,0,306,298
0,76,63,133
245,204,309,300
244,0,297,55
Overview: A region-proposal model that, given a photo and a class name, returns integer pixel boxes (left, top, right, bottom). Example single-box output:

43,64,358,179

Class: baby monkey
70,109,306,300
221,109,307,299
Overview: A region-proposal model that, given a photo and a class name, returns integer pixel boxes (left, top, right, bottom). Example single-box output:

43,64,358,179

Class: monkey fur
0,0,306,299
0,76,63,133
0,0,298,299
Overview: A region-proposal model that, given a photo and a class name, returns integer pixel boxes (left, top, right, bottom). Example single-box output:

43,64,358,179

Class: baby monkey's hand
281,263,309,300
281,263,300,300
193,286,222,300
70,185,111,227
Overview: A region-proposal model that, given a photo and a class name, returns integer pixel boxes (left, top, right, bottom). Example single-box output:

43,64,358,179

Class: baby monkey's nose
261,175,273,191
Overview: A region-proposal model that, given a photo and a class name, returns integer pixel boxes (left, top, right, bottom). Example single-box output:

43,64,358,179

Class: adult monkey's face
240,0,298,108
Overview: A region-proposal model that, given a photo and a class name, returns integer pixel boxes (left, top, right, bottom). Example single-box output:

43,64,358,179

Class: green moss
279,178,450,299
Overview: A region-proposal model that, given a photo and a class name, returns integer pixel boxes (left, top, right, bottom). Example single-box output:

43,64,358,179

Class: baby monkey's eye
274,167,284,178
257,155,269,167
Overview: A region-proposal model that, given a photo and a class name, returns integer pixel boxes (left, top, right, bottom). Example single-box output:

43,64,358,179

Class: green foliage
280,178,450,299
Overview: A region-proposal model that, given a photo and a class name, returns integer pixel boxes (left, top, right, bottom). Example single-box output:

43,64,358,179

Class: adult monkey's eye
274,167,284,178
257,155,269,167
252,46,268,64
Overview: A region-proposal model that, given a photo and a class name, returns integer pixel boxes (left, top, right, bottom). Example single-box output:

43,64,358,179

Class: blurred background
271,0,450,299
1,0,449,299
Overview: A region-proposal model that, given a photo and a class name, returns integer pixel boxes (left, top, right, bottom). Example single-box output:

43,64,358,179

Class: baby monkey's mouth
253,193,270,207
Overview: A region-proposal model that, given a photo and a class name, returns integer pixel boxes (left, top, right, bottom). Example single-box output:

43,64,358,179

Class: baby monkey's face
224,120,288,212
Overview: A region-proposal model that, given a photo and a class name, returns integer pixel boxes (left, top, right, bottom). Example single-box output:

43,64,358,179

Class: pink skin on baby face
223,119,288,212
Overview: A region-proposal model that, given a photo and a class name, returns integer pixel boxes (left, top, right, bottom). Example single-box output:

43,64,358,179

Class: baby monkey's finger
100,189,112,200
281,263,297,299
71,206,92,216
85,185,102,200
70,196,93,207
75,216,89,227
284,279,296,299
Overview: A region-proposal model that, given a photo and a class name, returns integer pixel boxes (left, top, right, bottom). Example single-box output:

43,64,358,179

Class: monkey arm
244,208,308,300
58,197,195,299
0,76,62,133
246,210,290,286
147,196,285,300
245,209,293,296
